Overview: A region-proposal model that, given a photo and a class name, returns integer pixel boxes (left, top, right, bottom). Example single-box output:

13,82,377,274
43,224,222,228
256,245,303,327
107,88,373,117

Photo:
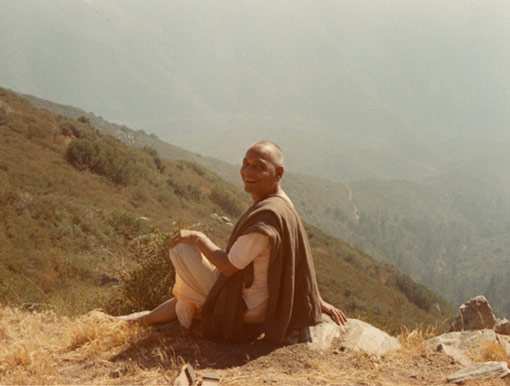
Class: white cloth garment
228,232,270,324
169,233,270,327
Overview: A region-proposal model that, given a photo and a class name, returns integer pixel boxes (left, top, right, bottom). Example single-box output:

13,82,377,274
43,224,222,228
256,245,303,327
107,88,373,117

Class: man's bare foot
116,311,151,326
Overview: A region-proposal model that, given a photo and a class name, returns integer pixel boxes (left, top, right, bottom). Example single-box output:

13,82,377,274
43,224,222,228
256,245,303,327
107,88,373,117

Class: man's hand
320,297,347,326
168,230,238,277
168,229,204,249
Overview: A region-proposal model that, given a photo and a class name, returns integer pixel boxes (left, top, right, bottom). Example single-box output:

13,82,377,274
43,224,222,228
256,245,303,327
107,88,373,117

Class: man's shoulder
248,195,304,231
258,194,294,210
251,195,296,218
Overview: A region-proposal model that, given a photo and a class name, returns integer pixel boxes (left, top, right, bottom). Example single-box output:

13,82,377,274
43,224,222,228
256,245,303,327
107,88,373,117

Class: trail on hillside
3,307,508,385
347,184,360,223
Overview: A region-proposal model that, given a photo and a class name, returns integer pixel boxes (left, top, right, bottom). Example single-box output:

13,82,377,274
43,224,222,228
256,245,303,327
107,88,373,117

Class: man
133,141,346,343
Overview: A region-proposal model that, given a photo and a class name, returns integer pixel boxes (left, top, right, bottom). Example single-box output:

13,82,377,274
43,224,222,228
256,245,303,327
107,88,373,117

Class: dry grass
398,325,438,351
476,340,510,363
0,306,178,385
1,308,508,386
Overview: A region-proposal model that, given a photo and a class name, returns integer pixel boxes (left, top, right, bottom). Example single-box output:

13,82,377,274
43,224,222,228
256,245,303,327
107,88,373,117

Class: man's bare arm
168,229,238,277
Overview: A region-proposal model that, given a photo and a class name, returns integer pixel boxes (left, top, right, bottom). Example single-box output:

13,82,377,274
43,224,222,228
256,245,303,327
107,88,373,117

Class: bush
60,122,91,139
386,273,446,312
66,138,139,185
106,230,175,314
210,184,243,217
166,176,202,201
110,211,150,239
143,146,165,173
142,145,158,158
154,157,165,173
77,116,90,124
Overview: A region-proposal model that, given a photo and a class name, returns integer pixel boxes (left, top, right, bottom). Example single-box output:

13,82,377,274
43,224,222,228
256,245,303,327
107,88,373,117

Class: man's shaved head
250,141,284,167
241,141,285,202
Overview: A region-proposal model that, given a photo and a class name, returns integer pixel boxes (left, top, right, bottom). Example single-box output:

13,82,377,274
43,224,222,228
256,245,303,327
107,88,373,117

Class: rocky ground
0,306,509,385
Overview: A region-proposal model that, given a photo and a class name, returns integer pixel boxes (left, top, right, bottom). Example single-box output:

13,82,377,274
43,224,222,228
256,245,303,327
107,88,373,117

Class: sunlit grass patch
398,325,438,351
0,306,148,385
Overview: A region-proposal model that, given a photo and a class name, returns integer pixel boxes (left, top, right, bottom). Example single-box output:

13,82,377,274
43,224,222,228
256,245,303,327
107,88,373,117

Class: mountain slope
22,91,510,318
0,87,453,332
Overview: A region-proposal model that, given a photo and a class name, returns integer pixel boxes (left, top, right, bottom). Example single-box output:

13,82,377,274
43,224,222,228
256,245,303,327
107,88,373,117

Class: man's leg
137,297,177,327
170,243,219,328
130,244,218,328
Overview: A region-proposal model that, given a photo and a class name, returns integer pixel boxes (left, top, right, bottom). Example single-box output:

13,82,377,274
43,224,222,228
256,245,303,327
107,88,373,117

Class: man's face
240,145,281,202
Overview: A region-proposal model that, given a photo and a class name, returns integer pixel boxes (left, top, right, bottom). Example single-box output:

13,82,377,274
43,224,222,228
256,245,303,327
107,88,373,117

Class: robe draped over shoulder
201,195,322,344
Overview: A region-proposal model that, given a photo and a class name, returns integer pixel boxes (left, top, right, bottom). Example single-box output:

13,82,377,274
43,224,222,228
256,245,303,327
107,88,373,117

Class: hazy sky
1,0,509,180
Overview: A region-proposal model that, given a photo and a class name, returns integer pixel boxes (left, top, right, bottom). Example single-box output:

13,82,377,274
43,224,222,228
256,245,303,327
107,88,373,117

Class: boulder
495,318,510,335
307,314,342,351
424,329,510,366
285,314,340,350
447,361,510,384
337,318,401,357
285,316,401,356
451,295,497,331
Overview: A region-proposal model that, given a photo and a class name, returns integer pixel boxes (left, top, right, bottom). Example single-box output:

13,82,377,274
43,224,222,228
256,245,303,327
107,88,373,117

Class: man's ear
276,165,284,180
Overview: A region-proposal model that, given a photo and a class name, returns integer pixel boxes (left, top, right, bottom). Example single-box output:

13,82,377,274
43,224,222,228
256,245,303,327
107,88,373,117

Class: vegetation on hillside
22,93,510,320
0,88,244,317
1,88,454,333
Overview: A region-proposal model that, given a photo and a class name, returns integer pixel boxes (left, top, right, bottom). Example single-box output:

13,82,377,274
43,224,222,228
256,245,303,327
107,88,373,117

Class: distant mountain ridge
2,1,510,182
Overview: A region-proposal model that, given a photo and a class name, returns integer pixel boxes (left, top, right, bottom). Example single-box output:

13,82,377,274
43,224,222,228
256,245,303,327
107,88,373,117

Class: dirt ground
1,307,509,385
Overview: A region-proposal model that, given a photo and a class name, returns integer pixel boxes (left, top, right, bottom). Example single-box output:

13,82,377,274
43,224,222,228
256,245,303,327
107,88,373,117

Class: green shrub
166,176,202,201
210,184,243,217
110,210,150,239
143,146,165,172
142,145,158,158
106,230,175,314
60,122,92,139
154,157,165,173
77,116,90,124
66,138,139,185
386,273,447,313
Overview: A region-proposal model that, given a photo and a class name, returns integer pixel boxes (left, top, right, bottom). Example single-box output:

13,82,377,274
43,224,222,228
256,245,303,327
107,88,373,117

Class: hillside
0,87,453,333
21,91,510,319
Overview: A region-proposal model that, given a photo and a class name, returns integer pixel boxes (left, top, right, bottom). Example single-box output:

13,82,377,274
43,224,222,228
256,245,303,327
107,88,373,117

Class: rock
451,295,497,332
495,318,510,335
220,216,231,224
99,274,119,286
173,364,195,386
284,316,400,355
20,303,49,312
307,314,342,351
338,318,401,357
284,314,340,350
211,213,232,226
447,361,510,384
424,329,509,366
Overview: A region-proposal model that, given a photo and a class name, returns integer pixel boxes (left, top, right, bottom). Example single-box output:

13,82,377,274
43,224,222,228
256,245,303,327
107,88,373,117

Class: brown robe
201,194,322,344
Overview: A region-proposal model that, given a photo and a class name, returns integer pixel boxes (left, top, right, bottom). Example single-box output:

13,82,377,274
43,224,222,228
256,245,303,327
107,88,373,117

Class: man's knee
169,243,201,265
